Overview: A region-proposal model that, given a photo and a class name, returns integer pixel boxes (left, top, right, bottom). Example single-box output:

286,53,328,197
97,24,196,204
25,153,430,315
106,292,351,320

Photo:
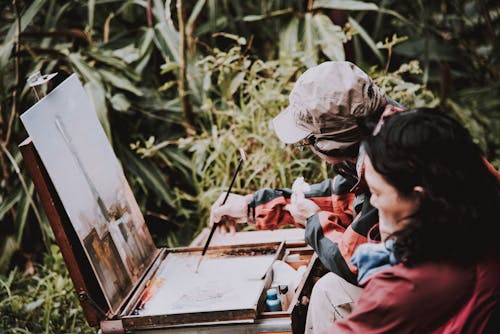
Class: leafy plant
0,245,93,333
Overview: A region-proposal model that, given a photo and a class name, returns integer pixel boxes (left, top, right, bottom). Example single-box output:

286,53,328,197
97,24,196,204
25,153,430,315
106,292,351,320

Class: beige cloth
305,272,363,334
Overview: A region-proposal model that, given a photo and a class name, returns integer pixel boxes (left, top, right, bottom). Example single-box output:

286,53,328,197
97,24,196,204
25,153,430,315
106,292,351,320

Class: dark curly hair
363,109,500,265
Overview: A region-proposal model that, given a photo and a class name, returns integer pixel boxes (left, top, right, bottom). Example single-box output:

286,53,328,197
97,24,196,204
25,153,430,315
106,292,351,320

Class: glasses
294,135,316,151
294,134,360,158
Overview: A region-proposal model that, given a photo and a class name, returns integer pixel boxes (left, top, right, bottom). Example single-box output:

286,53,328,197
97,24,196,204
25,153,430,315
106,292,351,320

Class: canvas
20,74,157,313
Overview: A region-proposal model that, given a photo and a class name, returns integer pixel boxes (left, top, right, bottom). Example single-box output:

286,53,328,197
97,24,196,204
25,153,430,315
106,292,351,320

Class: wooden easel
19,138,109,327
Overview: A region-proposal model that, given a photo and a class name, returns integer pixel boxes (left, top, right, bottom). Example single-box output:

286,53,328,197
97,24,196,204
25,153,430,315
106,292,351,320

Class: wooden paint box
19,74,327,333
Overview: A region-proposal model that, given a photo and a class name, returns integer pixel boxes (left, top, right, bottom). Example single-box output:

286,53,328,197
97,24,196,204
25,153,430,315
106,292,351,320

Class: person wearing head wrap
209,61,405,333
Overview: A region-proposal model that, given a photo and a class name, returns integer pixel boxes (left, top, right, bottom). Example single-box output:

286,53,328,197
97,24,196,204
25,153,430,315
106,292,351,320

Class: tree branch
176,0,195,135
5,0,21,146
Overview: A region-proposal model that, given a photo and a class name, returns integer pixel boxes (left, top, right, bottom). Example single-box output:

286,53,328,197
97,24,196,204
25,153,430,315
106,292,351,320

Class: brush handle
200,157,244,257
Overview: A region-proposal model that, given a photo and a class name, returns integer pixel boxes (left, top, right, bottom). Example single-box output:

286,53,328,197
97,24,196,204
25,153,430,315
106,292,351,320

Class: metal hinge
77,290,108,319
27,71,58,100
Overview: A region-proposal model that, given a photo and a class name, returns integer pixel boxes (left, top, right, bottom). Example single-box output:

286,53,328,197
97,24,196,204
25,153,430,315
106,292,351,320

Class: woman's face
364,156,420,241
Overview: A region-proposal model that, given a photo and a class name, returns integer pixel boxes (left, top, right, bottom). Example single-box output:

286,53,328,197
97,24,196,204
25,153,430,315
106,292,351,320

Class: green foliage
170,39,436,231
0,245,93,333
0,0,497,331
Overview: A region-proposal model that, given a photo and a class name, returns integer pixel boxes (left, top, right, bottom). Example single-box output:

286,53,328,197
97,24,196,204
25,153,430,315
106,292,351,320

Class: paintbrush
195,148,246,273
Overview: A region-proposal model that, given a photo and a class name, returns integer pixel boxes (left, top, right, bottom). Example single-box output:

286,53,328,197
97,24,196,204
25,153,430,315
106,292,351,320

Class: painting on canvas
20,74,157,313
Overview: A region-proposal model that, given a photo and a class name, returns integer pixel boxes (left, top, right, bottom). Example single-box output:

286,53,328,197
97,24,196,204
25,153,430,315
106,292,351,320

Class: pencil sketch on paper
138,252,276,316
20,74,157,312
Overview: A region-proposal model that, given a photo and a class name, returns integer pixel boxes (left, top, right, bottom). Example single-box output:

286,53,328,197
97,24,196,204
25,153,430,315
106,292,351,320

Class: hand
285,177,320,226
209,193,252,234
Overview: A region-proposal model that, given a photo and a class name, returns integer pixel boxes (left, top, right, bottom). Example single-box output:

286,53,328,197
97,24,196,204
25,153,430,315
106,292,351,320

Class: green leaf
0,237,18,273
303,13,317,67
153,22,180,63
110,93,131,111
393,37,461,62
15,183,33,244
87,50,141,81
99,69,143,96
313,0,378,11
121,147,175,206
313,13,345,61
68,53,101,82
112,44,141,63
138,27,155,57
279,16,299,56
158,81,176,92
0,190,22,221
348,16,384,64
0,0,48,67
229,72,245,96
25,299,45,312
84,80,111,139
88,0,95,30
152,0,167,24
187,0,207,29
160,61,179,74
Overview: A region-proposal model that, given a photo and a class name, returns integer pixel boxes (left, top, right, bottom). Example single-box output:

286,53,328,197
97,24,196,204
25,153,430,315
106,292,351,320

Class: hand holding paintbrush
195,149,247,272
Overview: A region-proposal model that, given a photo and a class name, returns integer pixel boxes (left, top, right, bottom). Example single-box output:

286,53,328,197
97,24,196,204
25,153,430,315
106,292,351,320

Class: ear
413,186,424,194
412,186,425,205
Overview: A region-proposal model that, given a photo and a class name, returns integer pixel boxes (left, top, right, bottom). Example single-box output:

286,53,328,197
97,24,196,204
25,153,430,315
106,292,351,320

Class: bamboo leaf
15,183,33,245
313,1,408,23
99,69,144,96
87,50,141,81
187,0,207,29
88,0,95,30
0,191,22,221
0,0,48,66
0,237,18,274
138,27,155,57
303,12,317,67
153,22,180,63
84,80,111,139
25,299,45,312
313,0,378,11
242,8,294,22
313,13,345,61
152,0,167,24
68,52,101,82
229,72,245,96
279,16,299,56
121,147,175,206
348,16,384,64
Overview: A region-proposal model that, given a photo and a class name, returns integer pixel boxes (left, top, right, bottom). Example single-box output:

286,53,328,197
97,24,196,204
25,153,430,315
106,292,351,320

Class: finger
211,206,228,225
295,188,306,199
228,222,236,235
217,223,226,235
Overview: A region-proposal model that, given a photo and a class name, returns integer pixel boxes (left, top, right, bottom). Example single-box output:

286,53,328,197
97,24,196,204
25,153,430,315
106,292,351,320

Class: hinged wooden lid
20,74,159,319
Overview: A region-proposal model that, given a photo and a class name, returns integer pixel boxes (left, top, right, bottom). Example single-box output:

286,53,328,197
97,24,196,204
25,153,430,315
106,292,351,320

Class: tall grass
0,246,93,333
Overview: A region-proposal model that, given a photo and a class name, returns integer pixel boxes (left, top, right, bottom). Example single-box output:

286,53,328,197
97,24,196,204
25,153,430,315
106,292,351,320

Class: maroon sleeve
328,263,477,333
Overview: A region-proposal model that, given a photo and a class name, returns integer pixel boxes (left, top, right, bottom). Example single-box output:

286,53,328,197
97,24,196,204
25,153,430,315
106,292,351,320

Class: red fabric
251,180,355,231
483,156,500,184
328,257,500,334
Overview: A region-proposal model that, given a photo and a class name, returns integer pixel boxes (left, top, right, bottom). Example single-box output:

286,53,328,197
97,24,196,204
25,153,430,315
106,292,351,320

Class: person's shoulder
365,262,476,302
380,261,473,283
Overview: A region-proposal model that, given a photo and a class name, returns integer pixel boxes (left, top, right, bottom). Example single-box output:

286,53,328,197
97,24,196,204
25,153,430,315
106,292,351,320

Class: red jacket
328,257,500,333
247,170,376,285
